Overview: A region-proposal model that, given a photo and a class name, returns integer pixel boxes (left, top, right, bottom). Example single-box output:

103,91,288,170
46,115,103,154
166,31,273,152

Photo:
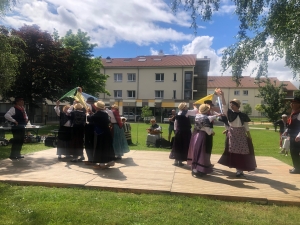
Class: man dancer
5,97,28,159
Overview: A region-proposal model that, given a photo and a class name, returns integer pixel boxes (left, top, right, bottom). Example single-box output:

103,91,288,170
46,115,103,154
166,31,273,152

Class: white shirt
174,108,198,131
106,109,117,123
195,114,217,135
222,104,250,131
54,106,71,127
4,107,28,123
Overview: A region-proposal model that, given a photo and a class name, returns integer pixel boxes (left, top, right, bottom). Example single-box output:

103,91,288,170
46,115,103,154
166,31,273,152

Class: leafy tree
242,103,252,116
255,104,265,117
141,106,153,123
255,78,289,122
0,25,24,96
0,0,16,16
170,0,300,85
293,90,300,98
2,25,71,122
61,29,109,96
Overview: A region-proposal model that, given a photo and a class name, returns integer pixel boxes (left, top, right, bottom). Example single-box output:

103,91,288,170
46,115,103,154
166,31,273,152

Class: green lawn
0,122,298,225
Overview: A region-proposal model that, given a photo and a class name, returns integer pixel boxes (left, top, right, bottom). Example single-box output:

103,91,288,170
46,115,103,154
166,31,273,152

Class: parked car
122,112,141,121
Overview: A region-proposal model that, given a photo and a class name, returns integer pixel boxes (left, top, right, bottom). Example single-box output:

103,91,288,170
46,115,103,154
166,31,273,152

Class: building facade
207,76,298,117
99,54,210,122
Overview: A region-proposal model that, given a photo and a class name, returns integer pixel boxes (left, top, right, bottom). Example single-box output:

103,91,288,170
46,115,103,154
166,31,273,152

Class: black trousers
10,126,25,157
290,138,300,170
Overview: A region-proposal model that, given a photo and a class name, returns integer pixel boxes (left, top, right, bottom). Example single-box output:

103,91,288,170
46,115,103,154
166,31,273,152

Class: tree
141,106,153,124
0,25,24,96
242,103,252,116
255,78,289,122
61,29,109,96
0,0,16,16
255,104,265,117
170,1,300,85
2,25,71,122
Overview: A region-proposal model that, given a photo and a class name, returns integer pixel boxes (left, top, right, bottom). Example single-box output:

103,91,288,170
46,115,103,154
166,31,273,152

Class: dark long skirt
169,130,191,161
218,129,257,171
57,126,72,156
93,132,115,163
84,124,95,161
69,126,84,157
187,130,213,174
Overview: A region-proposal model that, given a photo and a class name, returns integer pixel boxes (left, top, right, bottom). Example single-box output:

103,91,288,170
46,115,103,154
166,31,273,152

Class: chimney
159,50,164,56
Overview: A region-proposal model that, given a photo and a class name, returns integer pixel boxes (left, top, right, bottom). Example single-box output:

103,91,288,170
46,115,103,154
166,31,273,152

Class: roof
207,76,298,90
101,54,199,68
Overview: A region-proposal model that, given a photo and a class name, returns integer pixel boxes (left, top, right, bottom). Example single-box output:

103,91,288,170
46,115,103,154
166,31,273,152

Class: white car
122,112,141,121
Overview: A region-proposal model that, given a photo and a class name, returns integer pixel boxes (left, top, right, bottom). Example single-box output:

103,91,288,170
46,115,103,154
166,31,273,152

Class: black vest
12,107,26,125
288,113,300,137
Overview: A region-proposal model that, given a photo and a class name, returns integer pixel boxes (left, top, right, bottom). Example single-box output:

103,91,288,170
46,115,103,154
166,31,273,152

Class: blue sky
1,0,298,86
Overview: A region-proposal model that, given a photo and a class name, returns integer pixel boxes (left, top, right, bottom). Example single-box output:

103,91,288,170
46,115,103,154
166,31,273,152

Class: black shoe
17,155,24,158
192,171,204,178
173,160,178,166
9,156,18,160
289,168,300,174
177,161,184,167
78,156,85,162
236,172,245,177
115,156,122,161
70,159,78,162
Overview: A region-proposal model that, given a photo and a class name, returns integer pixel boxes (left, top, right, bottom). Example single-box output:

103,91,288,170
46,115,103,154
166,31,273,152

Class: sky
1,0,298,87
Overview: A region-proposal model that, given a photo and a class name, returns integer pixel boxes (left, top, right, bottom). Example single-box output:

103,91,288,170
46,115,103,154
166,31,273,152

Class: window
184,90,191,100
242,100,248,105
155,73,164,81
243,90,248,96
114,90,122,98
184,72,192,97
127,90,136,98
173,73,177,81
173,90,176,99
127,73,136,82
114,73,122,82
155,90,164,99
234,90,240,95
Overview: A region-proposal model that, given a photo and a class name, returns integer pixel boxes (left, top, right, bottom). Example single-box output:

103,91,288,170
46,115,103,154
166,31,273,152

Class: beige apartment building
99,54,210,122
207,76,298,117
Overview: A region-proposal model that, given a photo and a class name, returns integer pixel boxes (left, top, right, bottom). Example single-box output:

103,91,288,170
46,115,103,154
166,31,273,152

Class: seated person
146,119,162,147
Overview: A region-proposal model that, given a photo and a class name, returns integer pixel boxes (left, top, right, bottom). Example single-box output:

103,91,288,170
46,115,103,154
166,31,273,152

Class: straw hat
178,102,187,110
121,117,126,121
230,99,241,108
74,103,83,110
282,114,287,118
94,101,105,110
199,104,210,114
111,104,119,109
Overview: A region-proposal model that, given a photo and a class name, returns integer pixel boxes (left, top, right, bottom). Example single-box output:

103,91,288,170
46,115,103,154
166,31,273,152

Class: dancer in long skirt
187,104,218,177
217,89,256,177
54,101,72,159
69,103,86,162
106,104,129,160
170,102,198,166
87,101,115,169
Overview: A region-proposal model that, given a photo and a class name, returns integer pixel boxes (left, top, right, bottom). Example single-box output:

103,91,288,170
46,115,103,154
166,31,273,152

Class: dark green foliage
255,78,289,122
61,29,109,96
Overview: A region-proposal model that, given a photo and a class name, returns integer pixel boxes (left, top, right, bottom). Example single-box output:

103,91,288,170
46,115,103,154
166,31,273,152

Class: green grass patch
0,123,298,224
0,183,300,225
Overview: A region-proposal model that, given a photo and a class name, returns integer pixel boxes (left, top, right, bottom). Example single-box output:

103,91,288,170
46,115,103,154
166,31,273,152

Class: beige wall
101,66,195,100
207,88,263,117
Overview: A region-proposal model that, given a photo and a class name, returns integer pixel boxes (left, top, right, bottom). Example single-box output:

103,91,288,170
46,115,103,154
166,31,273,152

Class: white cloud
182,36,299,87
150,47,159,55
170,43,180,54
2,0,194,48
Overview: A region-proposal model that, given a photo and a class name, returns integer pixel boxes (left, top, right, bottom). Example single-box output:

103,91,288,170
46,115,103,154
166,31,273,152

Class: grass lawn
0,122,298,224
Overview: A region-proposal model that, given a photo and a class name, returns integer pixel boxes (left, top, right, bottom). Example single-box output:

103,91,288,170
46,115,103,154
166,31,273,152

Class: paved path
0,149,300,206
